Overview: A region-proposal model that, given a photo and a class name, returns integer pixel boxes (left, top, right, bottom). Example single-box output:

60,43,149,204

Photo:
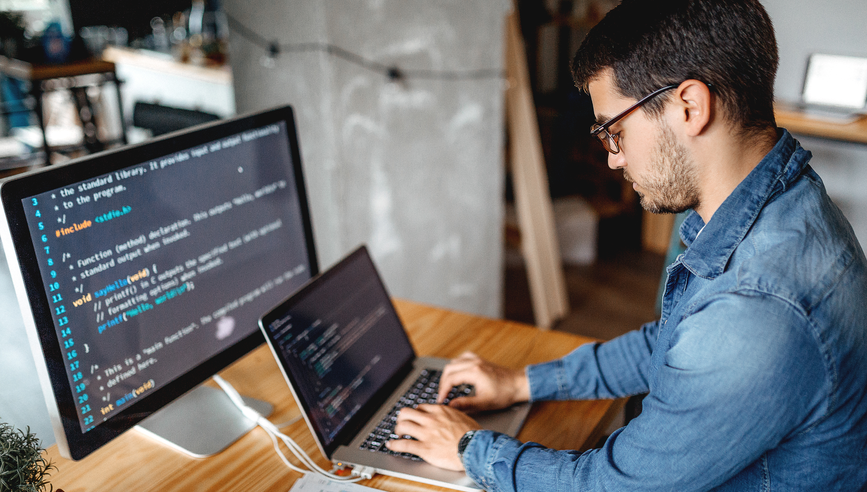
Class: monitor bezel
0,105,318,460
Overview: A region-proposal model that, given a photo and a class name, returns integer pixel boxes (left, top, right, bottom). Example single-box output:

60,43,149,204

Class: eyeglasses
590,84,678,154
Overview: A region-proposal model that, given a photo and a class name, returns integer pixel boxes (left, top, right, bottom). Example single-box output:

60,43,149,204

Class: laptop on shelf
789,53,867,122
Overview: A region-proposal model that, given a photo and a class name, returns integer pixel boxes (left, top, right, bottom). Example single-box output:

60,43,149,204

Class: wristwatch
457,430,477,461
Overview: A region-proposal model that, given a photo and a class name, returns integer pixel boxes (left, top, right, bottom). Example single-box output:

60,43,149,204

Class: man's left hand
385,404,481,471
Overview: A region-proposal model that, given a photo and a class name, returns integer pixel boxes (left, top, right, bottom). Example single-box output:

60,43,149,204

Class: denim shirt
462,131,867,491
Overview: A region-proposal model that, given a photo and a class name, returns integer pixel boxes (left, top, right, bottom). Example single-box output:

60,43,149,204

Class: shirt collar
677,129,812,279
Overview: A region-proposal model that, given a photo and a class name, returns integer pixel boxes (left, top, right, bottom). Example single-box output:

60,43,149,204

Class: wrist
514,368,531,402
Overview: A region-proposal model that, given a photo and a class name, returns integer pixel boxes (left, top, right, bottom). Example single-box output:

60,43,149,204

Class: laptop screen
802,53,867,109
260,246,415,453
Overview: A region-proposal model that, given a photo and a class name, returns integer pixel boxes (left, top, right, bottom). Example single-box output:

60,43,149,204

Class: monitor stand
135,383,273,458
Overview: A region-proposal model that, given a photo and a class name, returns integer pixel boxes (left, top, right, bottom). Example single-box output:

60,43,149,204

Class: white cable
274,416,303,428
212,375,365,483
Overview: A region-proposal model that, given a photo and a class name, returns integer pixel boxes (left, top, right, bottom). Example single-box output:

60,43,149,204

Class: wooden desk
775,105,867,145
43,300,622,492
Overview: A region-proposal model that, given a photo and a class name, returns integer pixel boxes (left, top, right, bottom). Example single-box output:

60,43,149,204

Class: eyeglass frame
590,83,680,154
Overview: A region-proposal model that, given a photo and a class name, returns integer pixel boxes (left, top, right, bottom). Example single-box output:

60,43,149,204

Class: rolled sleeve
462,430,585,492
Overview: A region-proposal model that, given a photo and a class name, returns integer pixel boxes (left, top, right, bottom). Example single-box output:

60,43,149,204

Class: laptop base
332,356,531,491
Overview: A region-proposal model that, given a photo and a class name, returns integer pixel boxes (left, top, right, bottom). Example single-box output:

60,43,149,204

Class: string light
225,13,505,83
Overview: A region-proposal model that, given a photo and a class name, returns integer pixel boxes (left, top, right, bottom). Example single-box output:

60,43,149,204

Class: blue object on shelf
41,22,71,64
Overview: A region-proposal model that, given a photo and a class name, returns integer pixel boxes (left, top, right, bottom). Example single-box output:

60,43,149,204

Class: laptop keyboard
359,368,472,460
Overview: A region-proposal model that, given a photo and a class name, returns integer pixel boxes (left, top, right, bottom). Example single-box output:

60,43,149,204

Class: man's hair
572,0,779,134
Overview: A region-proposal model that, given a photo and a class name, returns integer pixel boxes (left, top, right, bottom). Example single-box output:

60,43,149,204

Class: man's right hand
436,351,530,411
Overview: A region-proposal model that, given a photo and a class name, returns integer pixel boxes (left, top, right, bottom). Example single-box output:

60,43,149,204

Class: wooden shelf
0,55,116,82
775,105,867,145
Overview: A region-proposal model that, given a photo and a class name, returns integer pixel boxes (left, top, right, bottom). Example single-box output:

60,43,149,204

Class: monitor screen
0,105,318,460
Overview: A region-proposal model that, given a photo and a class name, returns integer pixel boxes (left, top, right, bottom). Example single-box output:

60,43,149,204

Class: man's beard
626,123,700,215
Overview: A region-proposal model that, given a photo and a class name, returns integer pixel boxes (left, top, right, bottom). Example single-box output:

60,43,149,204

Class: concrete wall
762,0,867,246
0,251,54,447
224,0,510,318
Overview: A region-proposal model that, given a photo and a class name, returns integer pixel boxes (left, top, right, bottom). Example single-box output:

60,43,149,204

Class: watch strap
457,430,477,460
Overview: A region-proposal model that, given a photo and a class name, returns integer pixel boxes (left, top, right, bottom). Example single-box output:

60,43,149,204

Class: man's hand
385,404,480,471
437,352,530,411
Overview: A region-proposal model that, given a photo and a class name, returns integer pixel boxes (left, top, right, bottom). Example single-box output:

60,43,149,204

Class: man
385,0,867,490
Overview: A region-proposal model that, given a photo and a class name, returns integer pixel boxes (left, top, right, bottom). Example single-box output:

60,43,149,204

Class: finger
450,351,479,363
441,361,477,382
408,403,448,419
438,366,480,402
396,405,437,423
385,436,423,455
393,406,451,441
445,395,482,410
396,405,422,421
436,378,455,403
442,353,481,380
394,405,439,433
394,419,423,438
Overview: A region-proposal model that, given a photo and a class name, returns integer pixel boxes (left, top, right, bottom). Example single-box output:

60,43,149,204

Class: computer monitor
0,105,318,460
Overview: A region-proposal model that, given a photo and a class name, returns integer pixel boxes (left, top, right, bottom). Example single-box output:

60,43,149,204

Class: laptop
258,245,531,491
794,53,867,122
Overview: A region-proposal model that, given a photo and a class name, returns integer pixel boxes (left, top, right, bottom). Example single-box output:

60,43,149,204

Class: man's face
588,71,700,215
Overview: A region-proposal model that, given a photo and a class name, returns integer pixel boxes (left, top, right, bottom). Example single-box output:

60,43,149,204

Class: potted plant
0,421,56,492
